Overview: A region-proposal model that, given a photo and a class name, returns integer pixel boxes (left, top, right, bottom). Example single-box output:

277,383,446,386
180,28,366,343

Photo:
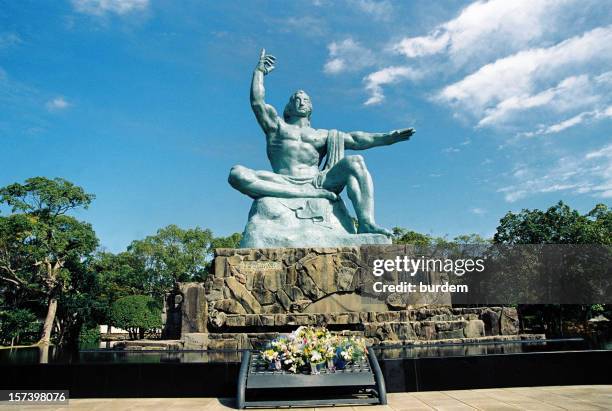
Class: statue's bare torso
266,123,329,178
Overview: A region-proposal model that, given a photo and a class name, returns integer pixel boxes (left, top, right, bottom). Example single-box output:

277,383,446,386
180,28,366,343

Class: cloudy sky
1,0,611,251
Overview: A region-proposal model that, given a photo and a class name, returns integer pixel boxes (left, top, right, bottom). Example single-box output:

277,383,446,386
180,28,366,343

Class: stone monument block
240,197,391,248
177,247,539,349
179,282,208,334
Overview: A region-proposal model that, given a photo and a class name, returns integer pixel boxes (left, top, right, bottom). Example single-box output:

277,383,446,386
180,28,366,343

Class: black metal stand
236,347,387,408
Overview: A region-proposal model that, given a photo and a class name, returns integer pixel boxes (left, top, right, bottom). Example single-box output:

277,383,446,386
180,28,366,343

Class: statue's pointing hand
390,128,415,141
257,49,276,75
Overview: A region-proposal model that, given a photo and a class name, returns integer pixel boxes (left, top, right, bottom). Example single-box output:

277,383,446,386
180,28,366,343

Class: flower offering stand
236,347,387,408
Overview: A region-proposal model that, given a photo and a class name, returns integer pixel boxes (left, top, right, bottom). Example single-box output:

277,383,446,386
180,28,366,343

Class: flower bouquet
259,326,367,374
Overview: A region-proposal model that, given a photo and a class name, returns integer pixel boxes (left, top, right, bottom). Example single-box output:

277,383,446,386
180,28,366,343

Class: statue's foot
358,222,393,237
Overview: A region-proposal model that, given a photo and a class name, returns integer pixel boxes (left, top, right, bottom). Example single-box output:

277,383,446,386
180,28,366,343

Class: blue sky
1,0,611,252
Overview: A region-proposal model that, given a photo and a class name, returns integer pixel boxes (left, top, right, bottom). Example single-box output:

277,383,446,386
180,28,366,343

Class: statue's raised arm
250,49,280,134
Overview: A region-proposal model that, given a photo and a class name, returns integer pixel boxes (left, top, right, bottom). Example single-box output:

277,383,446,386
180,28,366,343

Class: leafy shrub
0,309,40,346
78,325,100,348
110,295,161,339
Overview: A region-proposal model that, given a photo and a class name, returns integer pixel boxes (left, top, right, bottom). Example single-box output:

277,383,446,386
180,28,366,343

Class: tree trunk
55,318,64,346
39,297,58,345
38,344,50,364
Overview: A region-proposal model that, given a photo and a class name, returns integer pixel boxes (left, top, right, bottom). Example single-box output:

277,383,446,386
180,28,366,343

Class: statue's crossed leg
228,165,337,201
228,155,391,236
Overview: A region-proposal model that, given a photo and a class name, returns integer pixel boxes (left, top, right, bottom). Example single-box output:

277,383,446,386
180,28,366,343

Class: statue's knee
229,165,249,187
347,155,366,173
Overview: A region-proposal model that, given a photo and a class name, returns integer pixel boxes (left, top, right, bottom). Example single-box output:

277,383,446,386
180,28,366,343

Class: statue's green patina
229,50,415,248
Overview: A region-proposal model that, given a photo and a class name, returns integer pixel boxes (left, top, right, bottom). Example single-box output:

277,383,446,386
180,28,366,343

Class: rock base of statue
239,197,391,248
167,245,541,350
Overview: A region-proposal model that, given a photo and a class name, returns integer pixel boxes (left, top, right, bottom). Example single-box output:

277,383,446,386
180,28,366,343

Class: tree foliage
494,201,611,244
0,177,95,217
493,201,611,336
212,232,242,249
110,295,162,339
392,227,489,246
0,177,98,344
128,225,214,297
0,308,39,346
0,177,245,346
392,227,434,246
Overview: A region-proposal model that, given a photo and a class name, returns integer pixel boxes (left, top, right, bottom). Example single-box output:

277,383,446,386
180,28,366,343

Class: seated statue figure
229,49,414,248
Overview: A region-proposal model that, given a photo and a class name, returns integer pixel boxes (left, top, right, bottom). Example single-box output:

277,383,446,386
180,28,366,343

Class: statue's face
293,92,312,117
287,91,312,119
283,90,313,122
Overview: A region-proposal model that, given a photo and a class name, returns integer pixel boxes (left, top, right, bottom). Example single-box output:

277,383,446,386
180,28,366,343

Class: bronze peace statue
229,49,414,248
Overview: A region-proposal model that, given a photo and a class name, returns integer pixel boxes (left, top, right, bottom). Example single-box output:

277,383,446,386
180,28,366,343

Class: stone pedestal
177,245,532,349
239,197,391,248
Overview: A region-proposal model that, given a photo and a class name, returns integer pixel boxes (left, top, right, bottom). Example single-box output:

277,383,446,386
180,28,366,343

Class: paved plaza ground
0,385,610,410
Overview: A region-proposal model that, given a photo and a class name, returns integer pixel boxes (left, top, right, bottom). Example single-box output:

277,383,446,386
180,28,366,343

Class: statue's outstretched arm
344,128,415,150
251,49,279,134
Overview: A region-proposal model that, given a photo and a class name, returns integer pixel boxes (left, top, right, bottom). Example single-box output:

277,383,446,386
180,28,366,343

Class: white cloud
498,143,612,201
0,33,22,49
393,0,573,66
350,0,612,158
350,0,393,21
470,208,486,215
324,59,345,74
363,66,422,105
395,30,449,58
323,38,374,74
281,16,328,38
522,105,612,137
477,73,608,127
72,0,149,16
46,97,70,111
437,26,612,124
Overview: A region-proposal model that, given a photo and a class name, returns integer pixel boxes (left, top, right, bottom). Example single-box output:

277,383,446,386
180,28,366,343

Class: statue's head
283,90,312,122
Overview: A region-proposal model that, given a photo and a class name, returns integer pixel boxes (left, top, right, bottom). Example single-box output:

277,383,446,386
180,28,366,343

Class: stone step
216,310,494,328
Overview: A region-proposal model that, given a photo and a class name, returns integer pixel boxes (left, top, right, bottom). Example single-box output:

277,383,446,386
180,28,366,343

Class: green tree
392,227,434,246
211,232,242,250
90,251,147,336
0,308,40,346
494,201,611,244
110,295,162,339
128,225,214,297
451,233,490,245
493,201,612,335
0,177,98,344
54,255,101,347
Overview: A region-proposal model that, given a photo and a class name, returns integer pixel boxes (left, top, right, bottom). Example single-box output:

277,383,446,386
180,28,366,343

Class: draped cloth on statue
323,130,344,171
314,129,344,188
